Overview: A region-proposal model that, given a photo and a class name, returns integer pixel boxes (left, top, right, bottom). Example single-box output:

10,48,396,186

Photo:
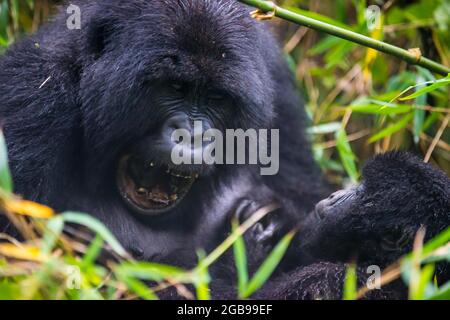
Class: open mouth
117,155,198,215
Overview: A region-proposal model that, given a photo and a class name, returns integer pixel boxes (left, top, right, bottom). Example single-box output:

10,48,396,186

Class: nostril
161,113,192,140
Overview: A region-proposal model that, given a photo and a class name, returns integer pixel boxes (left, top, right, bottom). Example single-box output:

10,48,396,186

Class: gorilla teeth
137,187,148,196
167,169,197,179
118,155,199,212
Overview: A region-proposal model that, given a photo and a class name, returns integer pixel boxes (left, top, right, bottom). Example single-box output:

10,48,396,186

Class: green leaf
434,1,450,32
241,231,295,299
118,275,158,300
116,261,187,282
368,113,413,143
194,254,211,301
350,100,412,115
82,234,104,267
428,281,450,300
336,128,359,182
62,211,127,257
410,264,435,300
412,75,428,144
308,36,341,56
0,0,9,41
308,122,342,134
423,112,440,131
402,227,450,267
399,74,450,101
0,282,20,300
325,40,355,69
195,277,211,300
41,215,64,254
0,130,13,193
421,244,450,264
387,71,417,92
421,226,450,257
343,264,357,300
232,220,248,296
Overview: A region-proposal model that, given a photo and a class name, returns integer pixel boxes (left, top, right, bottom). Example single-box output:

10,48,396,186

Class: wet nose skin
164,115,213,147
161,113,192,142
159,113,216,166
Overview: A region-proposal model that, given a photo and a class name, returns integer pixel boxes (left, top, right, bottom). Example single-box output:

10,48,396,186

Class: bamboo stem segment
239,0,450,76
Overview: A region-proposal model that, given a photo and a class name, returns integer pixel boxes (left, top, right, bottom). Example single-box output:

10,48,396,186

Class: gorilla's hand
234,198,284,256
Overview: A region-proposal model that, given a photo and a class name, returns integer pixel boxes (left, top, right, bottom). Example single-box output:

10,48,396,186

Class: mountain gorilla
0,0,325,272
0,0,448,300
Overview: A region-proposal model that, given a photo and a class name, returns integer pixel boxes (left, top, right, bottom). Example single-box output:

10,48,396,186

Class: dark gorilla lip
117,155,198,215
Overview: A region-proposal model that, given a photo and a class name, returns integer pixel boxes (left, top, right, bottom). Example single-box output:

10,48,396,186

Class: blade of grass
82,234,104,268
336,128,359,182
62,211,128,258
343,264,357,300
0,130,13,193
368,113,413,143
399,74,450,100
240,231,295,299
232,219,248,296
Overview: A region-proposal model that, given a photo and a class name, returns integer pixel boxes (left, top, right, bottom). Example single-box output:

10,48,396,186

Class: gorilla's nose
160,113,213,162
161,113,192,138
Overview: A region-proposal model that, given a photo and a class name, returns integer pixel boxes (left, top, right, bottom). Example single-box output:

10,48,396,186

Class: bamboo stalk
239,0,450,76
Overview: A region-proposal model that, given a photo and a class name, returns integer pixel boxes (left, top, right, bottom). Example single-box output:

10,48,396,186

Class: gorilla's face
116,80,238,215
76,0,275,219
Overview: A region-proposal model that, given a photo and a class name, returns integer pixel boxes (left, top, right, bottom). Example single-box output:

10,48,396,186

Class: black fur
258,152,449,300
0,0,324,279
1,0,448,300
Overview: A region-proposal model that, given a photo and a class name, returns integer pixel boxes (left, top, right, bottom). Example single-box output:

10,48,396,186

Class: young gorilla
253,152,450,300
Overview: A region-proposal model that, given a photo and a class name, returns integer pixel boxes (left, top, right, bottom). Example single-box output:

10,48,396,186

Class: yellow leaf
0,243,45,262
363,16,384,81
4,199,55,219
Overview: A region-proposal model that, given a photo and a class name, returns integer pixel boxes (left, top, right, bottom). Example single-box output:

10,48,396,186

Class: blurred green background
0,0,449,186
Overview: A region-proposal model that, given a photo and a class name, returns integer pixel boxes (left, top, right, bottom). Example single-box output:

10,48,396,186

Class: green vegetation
0,0,449,300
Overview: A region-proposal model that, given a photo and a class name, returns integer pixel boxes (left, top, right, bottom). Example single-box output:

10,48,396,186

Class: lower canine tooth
137,188,148,195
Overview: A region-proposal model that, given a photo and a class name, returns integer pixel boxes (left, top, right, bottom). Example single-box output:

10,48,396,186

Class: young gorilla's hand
298,152,450,270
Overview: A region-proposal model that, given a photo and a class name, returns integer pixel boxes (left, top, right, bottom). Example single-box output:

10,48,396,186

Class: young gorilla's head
300,152,450,266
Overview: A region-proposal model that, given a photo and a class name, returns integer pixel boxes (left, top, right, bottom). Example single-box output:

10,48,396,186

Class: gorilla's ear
84,18,116,59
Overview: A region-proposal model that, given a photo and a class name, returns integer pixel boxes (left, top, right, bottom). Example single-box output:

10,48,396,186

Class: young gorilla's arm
256,152,449,299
